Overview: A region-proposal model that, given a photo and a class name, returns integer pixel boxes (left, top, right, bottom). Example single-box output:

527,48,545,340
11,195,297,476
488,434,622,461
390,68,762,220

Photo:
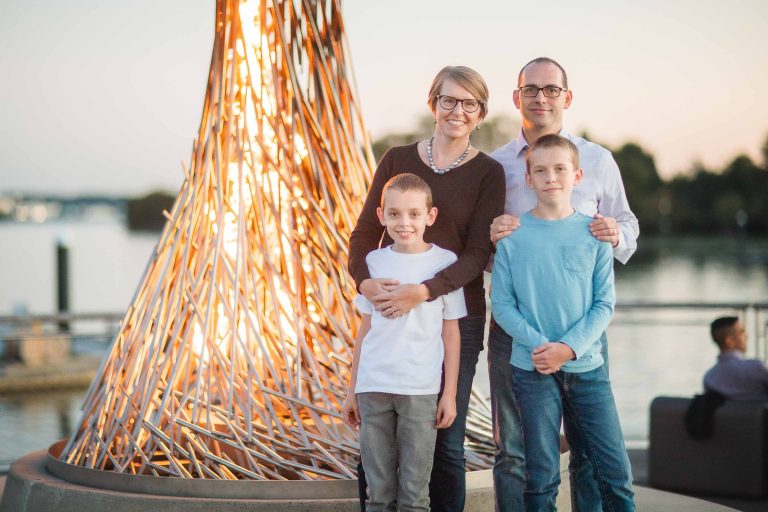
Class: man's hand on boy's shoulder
532,342,576,374
589,213,620,247
342,393,361,430
490,213,521,245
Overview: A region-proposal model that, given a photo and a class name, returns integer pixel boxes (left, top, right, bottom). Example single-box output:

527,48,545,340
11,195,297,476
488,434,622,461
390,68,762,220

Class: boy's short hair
380,173,433,209
525,134,580,173
710,316,739,349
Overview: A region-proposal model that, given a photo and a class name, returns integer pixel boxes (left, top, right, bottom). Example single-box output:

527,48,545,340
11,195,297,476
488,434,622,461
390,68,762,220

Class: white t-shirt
354,244,467,395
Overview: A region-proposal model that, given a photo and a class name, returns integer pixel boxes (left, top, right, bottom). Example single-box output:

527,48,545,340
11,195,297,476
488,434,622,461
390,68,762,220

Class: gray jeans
357,392,438,512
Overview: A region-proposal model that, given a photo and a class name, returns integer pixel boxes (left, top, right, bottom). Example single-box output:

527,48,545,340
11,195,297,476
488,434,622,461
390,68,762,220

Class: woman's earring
475,124,481,131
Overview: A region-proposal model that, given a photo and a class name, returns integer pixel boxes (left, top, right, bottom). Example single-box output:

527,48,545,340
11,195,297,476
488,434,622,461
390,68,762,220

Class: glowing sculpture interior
60,0,493,480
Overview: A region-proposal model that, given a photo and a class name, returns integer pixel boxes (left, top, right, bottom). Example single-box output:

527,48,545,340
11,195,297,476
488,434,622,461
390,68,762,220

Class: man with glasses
488,57,639,511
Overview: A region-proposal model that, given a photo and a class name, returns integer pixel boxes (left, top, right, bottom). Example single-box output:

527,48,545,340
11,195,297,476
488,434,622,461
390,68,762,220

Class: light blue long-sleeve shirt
491,211,615,373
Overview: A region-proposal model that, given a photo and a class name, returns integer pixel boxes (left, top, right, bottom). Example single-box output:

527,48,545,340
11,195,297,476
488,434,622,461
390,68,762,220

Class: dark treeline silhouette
104,121,768,235
372,116,768,236
610,137,768,235
126,191,175,231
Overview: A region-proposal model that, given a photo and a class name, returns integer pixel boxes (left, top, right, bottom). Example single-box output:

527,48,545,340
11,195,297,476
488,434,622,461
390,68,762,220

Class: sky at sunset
1,0,767,195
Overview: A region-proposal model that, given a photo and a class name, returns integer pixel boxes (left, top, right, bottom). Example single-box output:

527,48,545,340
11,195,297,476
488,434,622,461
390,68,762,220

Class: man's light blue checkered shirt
491,129,639,264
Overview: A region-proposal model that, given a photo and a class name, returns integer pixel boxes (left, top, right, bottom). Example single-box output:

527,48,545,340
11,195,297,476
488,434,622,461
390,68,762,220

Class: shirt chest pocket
562,246,594,274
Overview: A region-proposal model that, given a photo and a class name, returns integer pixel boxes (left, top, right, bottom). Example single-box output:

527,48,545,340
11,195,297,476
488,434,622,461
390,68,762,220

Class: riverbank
0,354,101,393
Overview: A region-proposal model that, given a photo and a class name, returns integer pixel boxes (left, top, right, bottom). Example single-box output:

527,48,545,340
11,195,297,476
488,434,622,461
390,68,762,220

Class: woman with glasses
348,66,505,512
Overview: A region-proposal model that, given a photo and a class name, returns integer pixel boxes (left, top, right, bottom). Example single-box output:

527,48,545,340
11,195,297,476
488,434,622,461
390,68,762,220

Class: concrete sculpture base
1,442,740,512
0,441,503,512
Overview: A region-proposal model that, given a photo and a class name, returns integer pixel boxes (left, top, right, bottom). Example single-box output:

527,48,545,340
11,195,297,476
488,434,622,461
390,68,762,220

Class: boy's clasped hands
532,342,576,374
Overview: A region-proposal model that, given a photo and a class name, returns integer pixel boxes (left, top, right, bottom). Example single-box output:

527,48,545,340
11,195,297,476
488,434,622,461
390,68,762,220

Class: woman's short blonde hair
427,66,489,119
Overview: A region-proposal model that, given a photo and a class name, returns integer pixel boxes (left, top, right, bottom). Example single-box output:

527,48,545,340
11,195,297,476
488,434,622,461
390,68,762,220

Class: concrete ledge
1,446,737,511
45,441,358,500
0,447,497,512
1,451,359,512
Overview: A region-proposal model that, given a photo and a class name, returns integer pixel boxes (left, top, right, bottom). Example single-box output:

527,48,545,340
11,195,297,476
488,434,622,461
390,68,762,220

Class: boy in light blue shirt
491,134,634,511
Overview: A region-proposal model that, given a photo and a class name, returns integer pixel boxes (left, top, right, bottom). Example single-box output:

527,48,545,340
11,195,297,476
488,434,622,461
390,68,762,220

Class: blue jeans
356,315,486,512
487,319,525,511
512,365,634,512
489,320,609,512
429,314,486,512
567,331,609,512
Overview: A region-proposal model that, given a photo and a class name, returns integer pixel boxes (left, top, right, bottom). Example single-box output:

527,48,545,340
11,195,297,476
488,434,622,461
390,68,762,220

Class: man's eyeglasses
518,85,567,98
437,95,482,113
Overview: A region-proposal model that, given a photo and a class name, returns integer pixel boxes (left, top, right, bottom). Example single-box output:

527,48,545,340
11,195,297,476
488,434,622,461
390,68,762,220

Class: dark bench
648,396,768,498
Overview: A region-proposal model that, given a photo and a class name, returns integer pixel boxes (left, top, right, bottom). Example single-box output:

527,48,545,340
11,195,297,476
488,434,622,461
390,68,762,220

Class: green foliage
665,155,768,234
371,115,434,161
472,116,519,154
762,136,768,169
719,155,768,232
126,191,175,232
612,142,663,233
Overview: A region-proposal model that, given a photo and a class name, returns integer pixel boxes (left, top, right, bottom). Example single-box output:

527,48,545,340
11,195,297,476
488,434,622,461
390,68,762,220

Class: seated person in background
704,316,768,401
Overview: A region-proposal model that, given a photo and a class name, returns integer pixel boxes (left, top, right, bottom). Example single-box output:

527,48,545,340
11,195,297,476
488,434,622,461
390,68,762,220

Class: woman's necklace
427,137,471,175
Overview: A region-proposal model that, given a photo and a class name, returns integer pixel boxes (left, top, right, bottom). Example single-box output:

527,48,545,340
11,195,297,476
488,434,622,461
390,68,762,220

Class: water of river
1,221,767,469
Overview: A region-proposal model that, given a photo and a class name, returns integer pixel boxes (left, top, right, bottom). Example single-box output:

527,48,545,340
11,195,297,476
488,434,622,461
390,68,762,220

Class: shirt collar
514,128,573,158
514,131,528,158
718,350,744,362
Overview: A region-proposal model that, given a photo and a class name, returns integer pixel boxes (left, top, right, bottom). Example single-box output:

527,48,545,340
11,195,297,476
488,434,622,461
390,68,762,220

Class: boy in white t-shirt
343,173,466,512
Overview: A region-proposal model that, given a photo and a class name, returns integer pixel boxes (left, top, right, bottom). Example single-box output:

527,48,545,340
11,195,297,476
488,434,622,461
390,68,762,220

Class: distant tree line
373,116,768,236
610,137,768,235
126,191,175,231
125,120,768,236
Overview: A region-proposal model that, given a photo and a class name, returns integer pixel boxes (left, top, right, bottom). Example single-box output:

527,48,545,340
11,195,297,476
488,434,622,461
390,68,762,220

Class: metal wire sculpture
60,0,493,480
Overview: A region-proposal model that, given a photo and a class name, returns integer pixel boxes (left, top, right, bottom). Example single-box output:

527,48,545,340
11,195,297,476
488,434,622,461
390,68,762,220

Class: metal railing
1,302,766,359
612,301,768,361
0,312,123,347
